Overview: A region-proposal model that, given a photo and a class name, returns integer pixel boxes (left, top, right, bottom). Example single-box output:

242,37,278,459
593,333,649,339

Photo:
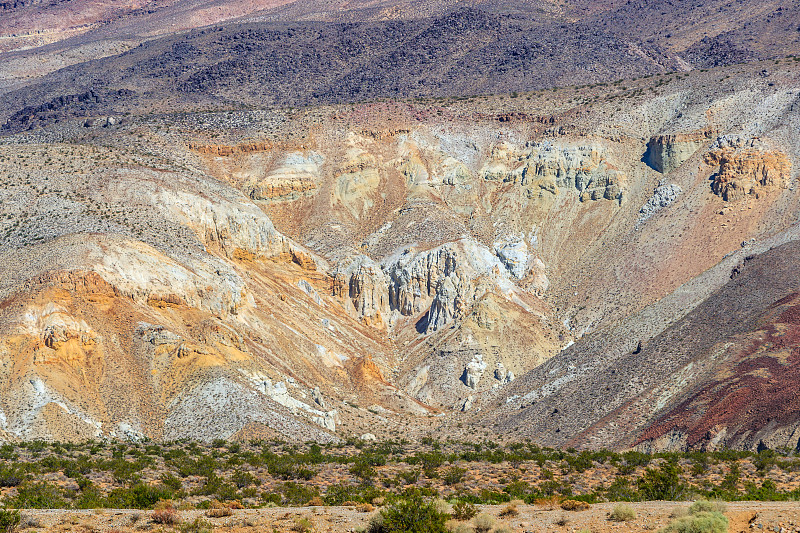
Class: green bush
443,467,466,486
659,511,728,533
638,462,686,501
605,477,638,502
0,509,20,533
279,482,320,506
261,492,282,505
368,493,449,533
230,470,260,489
451,501,478,520
324,484,384,506
0,467,24,488
105,482,174,509
6,481,68,509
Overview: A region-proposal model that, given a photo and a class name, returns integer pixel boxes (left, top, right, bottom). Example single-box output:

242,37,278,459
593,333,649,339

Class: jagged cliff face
0,60,799,447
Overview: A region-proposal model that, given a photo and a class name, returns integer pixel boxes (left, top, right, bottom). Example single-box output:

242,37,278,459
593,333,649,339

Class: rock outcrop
247,152,322,202
383,238,528,333
333,255,390,328
644,130,715,173
462,354,487,389
479,141,627,203
333,147,382,219
638,183,682,222
705,139,792,201
494,234,529,279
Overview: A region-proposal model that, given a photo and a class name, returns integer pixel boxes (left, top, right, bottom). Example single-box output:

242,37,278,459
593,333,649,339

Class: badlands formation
0,1,798,451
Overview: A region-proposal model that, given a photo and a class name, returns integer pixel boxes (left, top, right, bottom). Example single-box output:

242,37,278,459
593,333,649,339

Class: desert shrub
0,446,17,462
472,512,495,533
261,492,282,505
6,481,68,508
605,476,638,501
561,499,590,511
160,473,183,491
152,507,180,525
74,485,106,509
367,493,449,533
659,511,728,533
445,520,474,533
742,479,786,501
0,509,20,533
230,470,260,489
279,482,320,506
452,501,478,520
106,482,174,509
214,481,239,501
326,484,385,506
443,466,467,486
398,469,421,485
179,517,214,533
753,450,777,474
433,498,452,515
493,527,512,533
0,467,25,488
499,500,520,517
638,462,686,501
172,455,218,478
534,495,562,509
350,461,377,481
293,516,314,532
609,503,636,522
689,500,726,514
720,463,740,492
406,451,447,470
18,514,41,529
617,451,651,475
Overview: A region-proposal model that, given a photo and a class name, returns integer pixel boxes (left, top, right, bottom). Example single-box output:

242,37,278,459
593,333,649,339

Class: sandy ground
14,501,800,532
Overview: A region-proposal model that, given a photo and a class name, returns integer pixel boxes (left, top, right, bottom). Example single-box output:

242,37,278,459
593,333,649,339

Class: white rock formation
494,362,515,384
462,395,474,411
462,354,487,389
333,255,390,327
494,234,529,279
639,183,683,222
383,238,522,333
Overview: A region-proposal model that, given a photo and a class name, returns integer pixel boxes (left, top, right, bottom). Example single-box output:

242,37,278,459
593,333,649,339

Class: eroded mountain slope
0,59,798,445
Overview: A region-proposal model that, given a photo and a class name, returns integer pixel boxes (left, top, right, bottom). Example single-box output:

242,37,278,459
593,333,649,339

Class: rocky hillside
0,2,799,449
2,0,800,118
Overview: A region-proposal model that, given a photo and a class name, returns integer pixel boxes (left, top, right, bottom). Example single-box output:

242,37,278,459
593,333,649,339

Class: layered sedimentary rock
247,152,322,202
332,255,390,328
705,138,792,201
479,141,627,203
382,238,533,333
644,129,715,173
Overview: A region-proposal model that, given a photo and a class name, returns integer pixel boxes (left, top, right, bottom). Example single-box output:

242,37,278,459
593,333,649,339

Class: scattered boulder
462,354,487,389
312,387,326,409
462,395,474,411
